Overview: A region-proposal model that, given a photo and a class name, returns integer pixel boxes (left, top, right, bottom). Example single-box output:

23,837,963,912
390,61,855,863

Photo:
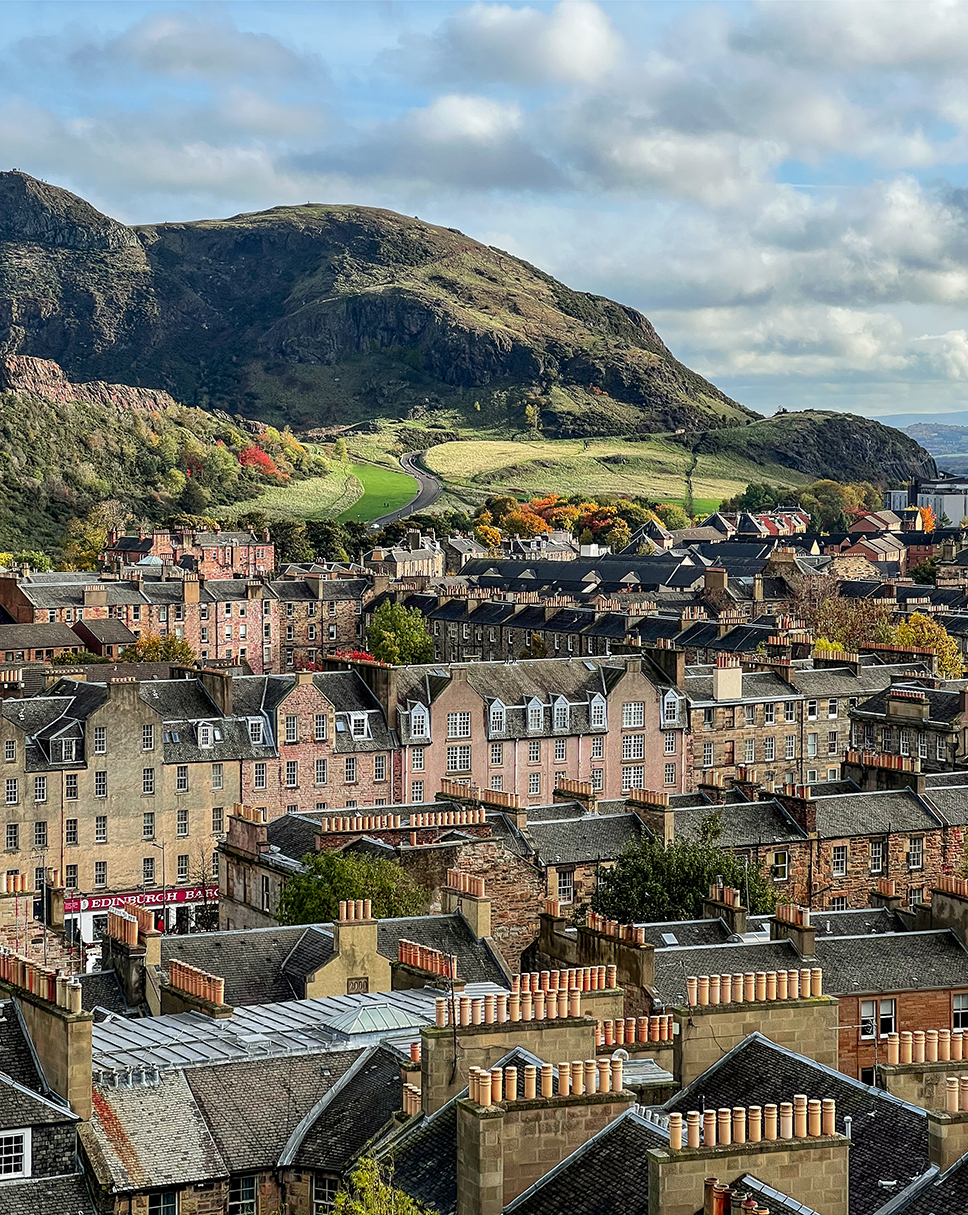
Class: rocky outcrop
0,357,178,411
0,172,139,252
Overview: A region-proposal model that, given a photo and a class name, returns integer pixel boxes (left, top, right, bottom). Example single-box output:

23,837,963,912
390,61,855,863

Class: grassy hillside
0,390,325,552
421,437,810,509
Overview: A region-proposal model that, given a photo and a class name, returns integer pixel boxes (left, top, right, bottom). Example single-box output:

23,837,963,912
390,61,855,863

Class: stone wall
647,1136,849,1215
673,996,840,1087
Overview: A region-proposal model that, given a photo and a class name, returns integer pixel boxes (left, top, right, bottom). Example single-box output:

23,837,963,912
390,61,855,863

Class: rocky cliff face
0,172,139,251
0,356,179,410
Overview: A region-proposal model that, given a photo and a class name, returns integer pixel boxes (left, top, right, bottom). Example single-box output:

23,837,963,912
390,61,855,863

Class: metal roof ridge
736,1173,821,1215
870,1165,940,1215
0,1066,79,1120
276,1044,374,1168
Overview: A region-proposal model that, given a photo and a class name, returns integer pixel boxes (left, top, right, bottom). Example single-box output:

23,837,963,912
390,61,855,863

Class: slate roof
293,1045,401,1171
87,1070,226,1190
0,1072,76,1129
78,970,129,1015
0,999,45,1091
163,912,507,1004
268,812,324,862
924,783,968,825
853,684,966,725
524,812,644,866
895,1153,968,1215
185,1049,363,1173
0,623,81,649
665,1035,930,1215
377,915,508,987
162,926,307,1006
506,1108,667,1215
809,789,940,837
651,930,968,1006
674,799,807,848
0,1173,98,1215
640,918,735,948
736,1176,821,1215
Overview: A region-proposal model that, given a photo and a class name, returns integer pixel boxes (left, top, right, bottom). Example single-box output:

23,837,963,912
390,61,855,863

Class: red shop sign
64,886,219,914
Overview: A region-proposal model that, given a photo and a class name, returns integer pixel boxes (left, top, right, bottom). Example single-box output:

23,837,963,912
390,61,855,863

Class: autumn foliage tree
891,612,964,678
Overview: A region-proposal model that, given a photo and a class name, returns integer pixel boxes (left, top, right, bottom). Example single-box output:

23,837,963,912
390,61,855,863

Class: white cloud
410,95,522,143
388,0,620,86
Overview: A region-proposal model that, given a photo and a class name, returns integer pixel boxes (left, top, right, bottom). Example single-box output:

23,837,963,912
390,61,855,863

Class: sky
5,1,968,420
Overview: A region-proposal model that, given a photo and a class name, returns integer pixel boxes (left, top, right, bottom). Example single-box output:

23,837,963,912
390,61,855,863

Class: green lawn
212,465,362,522
337,462,418,522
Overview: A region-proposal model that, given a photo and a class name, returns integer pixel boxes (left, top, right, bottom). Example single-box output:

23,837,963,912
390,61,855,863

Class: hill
0,171,939,496
685,410,937,484
0,171,751,436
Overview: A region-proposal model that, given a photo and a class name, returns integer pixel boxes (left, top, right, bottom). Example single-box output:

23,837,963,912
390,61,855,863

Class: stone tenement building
101,526,275,579
356,652,690,803
0,667,396,944
0,568,370,672
849,681,968,773
685,653,930,789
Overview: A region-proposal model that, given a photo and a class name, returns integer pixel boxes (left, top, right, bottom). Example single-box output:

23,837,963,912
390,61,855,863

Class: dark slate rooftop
894,1152,968,1215
674,799,807,848
524,812,644,865
506,1108,667,1215
0,999,46,1092
853,683,966,725
664,1034,929,1215
651,930,968,1006
162,926,307,1006
809,789,940,837
640,918,736,948
293,1045,402,1172
0,1072,76,1130
376,915,508,987
185,1048,363,1173
0,1173,98,1215
78,970,130,1015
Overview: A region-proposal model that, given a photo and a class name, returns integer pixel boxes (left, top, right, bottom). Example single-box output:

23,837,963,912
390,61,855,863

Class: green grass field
338,462,418,522
421,438,807,509
211,465,361,522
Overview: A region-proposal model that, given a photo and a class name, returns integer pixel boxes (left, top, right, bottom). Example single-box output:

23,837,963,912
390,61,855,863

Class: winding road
366,451,442,529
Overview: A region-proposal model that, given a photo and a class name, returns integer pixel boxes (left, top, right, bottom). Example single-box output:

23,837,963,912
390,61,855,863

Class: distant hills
903,423,968,474
0,169,939,495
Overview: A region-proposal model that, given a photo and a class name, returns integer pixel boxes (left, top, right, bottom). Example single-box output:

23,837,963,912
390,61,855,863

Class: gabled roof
0,1070,76,1129
664,1033,929,1215
505,1107,667,1215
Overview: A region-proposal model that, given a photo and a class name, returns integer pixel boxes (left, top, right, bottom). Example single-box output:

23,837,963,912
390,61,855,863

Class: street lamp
150,841,167,932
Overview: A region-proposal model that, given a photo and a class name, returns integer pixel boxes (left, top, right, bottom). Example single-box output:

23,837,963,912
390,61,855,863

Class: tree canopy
591,816,777,923
334,1158,433,1215
367,601,435,665
891,612,964,678
277,851,427,926
119,632,197,664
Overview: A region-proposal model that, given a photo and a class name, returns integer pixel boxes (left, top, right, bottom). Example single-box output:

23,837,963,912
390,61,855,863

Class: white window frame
0,1128,30,1179
447,712,472,739
622,701,645,729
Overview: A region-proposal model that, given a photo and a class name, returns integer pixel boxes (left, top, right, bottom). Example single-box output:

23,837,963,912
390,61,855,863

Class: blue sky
5,1,968,419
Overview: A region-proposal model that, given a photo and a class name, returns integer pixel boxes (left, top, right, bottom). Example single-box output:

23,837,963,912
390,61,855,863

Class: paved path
365,451,442,528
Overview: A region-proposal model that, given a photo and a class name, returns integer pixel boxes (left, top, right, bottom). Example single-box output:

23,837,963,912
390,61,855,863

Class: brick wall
836,988,968,1078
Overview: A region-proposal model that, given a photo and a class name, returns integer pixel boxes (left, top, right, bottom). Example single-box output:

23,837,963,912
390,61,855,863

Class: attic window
350,714,369,739
660,933,678,946
490,702,506,733
163,731,180,744
0,1129,29,1179
52,739,77,763
198,724,212,748
553,699,569,731
411,708,429,738
527,699,543,732
248,719,263,745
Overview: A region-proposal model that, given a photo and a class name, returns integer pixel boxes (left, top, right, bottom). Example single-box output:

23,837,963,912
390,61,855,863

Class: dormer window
663,690,680,725
198,724,212,748
490,701,506,733
0,1128,29,1178
248,719,263,745
52,739,77,764
553,698,569,732
411,707,429,739
350,713,369,739
590,695,606,730
527,698,543,732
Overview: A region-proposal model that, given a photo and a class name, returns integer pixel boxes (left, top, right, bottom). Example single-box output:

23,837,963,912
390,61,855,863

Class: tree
52,649,110,665
277,851,427,926
500,511,550,539
891,612,964,678
334,1158,433,1215
790,575,893,649
604,520,632,551
367,602,435,665
591,818,777,923
909,558,938,585
334,437,349,462
918,505,937,532
653,503,690,531
474,524,502,550
119,632,197,664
